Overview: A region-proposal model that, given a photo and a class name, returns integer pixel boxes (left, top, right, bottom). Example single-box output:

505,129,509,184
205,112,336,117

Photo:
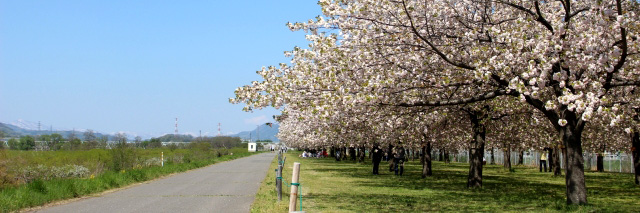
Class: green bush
18,136,36,151
7,138,18,150
18,165,89,183
109,142,138,172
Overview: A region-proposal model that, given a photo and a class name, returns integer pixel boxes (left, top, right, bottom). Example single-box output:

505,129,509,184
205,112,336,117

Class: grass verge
0,148,257,212
251,151,639,212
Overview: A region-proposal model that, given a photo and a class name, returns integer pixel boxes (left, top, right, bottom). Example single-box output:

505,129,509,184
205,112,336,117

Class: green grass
0,148,257,212
0,148,193,177
251,152,639,212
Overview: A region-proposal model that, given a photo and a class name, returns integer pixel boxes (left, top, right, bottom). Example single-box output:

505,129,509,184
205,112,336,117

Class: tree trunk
467,110,486,188
504,143,511,170
518,151,524,165
632,131,639,185
422,142,432,178
596,152,604,172
490,147,495,165
439,149,444,161
560,124,587,205
444,149,450,163
549,148,555,172
342,147,347,161
553,146,561,176
330,146,335,158
359,146,366,163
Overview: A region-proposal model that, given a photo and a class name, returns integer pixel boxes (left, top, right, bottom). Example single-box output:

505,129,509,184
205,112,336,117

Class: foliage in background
192,136,244,149
16,136,35,151
154,134,194,142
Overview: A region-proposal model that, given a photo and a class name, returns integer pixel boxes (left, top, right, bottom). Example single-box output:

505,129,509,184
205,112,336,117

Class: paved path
34,152,276,213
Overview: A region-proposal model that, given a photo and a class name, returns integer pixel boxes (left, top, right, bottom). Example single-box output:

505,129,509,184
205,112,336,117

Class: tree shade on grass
251,152,639,212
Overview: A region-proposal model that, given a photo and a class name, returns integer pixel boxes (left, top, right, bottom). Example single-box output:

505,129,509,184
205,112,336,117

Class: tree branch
384,89,507,107
605,0,629,90
496,0,554,33
401,0,476,70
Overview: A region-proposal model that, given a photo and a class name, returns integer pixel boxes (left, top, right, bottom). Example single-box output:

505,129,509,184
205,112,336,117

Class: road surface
34,152,276,213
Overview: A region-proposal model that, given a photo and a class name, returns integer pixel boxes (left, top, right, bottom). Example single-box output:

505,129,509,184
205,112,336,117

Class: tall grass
251,151,639,212
0,148,255,212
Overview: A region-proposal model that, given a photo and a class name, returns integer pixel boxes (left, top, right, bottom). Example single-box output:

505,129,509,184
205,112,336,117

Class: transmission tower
175,118,178,135
217,123,221,136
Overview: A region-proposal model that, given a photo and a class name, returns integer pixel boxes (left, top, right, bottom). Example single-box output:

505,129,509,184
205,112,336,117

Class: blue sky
0,1,319,138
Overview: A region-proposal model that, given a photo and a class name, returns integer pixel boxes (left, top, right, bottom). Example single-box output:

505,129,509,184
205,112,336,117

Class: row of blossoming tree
231,0,640,205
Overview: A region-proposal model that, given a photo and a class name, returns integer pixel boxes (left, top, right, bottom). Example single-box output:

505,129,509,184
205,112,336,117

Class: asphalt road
33,152,276,213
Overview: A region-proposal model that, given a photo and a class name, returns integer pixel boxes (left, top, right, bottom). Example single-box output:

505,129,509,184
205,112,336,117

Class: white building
248,142,257,152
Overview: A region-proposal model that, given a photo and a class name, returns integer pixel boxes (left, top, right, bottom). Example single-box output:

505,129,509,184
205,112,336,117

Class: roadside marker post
288,162,301,212
277,164,283,201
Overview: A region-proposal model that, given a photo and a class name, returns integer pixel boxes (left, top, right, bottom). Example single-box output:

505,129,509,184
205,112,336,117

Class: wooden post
282,157,287,171
277,164,283,201
276,152,282,191
288,162,300,212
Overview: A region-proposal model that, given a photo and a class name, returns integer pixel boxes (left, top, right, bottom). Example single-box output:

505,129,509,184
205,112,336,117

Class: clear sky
0,0,319,138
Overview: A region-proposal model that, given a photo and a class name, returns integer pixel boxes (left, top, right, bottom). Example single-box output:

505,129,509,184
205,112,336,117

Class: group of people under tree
300,148,327,158
371,144,406,175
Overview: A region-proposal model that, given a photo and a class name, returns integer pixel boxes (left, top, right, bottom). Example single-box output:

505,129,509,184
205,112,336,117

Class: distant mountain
9,119,43,131
231,123,279,142
0,121,109,140
0,123,20,137
154,134,194,142
0,119,280,142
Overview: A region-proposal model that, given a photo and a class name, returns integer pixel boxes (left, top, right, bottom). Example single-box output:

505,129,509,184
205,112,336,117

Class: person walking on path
372,145,383,175
540,150,548,172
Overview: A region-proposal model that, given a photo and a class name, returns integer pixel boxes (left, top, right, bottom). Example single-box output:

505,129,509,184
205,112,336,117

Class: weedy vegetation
0,142,256,212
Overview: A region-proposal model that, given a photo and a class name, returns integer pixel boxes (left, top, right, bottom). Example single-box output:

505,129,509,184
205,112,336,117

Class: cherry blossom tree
233,0,639,205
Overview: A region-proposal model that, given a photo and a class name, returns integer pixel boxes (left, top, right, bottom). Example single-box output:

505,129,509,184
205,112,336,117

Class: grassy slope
1,148,192,175
0,148,256,212
252,151,638,212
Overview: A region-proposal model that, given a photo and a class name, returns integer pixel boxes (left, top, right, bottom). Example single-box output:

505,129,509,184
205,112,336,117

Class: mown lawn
252,151,638,212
